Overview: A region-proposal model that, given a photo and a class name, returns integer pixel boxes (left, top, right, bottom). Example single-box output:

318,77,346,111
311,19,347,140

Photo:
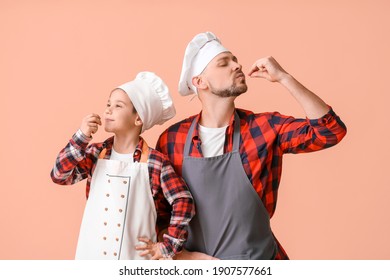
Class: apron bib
182,111,277,260
75,143,156,260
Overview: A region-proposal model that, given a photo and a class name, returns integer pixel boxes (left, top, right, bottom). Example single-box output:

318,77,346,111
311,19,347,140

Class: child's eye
106,103,110,107
116,104,122,108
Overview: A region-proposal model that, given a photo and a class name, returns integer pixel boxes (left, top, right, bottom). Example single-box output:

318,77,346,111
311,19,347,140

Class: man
156,32,347,260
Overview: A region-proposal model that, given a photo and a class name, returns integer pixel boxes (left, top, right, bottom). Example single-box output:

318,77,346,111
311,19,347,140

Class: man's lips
236,72,245,79
236,70,245,77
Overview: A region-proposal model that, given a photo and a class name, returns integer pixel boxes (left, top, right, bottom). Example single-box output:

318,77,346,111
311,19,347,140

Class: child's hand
80,114,101,137
135,237,167,260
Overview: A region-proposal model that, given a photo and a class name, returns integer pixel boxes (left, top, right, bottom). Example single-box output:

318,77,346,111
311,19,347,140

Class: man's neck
199,96,235,128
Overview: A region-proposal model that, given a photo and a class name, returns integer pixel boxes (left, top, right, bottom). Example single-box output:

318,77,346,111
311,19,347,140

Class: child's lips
105,118,114,122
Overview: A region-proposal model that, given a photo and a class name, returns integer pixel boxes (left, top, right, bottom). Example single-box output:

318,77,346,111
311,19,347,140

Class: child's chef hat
116,72,176,133
178,31,229,96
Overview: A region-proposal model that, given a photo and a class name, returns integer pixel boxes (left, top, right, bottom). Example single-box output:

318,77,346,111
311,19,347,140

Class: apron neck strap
183,117,197,157
139,139,149,163
232,111,241,153
98,141,149,163
184,110,241,156
98,148,107,159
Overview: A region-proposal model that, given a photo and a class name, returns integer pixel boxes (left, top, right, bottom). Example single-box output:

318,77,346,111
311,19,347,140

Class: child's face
104,89,141,134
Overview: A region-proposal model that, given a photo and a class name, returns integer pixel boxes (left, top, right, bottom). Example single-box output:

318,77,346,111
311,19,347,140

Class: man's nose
232,61,242,71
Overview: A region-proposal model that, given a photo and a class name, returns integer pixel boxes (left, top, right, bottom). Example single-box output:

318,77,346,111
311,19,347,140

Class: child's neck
113,132,140,154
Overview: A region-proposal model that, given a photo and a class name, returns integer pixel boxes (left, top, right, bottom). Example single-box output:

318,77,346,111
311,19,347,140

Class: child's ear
192,75,207,91
134,114,143,127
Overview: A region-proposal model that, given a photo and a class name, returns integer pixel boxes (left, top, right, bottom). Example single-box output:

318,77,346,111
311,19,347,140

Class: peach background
1,0,389,259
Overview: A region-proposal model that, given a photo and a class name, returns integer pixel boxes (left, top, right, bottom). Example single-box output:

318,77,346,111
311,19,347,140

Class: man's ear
134,114,143,127
192,75,207,91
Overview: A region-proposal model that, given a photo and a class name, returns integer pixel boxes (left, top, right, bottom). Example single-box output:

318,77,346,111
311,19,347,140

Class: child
51,72,195,260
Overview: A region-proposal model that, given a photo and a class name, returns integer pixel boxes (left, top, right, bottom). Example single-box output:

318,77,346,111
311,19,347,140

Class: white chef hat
178,31,229,96
115,72,176,133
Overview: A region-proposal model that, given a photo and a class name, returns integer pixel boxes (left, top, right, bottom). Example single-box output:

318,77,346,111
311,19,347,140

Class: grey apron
182,111,277,260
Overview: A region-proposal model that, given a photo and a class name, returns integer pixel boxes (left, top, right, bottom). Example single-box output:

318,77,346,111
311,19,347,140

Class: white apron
75,143,157,260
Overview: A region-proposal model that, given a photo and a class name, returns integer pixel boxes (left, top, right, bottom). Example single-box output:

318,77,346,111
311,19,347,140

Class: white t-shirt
198,124,228,157
110,148,133,163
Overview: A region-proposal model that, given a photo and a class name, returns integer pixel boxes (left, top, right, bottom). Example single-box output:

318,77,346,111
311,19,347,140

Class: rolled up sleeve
276,107,347,154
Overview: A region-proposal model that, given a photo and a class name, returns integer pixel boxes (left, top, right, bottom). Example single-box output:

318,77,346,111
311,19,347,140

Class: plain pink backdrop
1,0,389,259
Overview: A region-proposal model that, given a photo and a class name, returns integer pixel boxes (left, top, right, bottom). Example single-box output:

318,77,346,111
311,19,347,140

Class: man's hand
248,56,289,83
174,249,219,260
80,113,101,137
249,56,329,118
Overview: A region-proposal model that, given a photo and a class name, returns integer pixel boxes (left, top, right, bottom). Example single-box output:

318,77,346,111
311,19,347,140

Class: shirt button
121,194,125,198
116,238,119,242
104,222,107,226
117,223,121,227
108,179,111,183
104,208,108,211
103,237,107,240
113,252,117,256
106,193,110,197
119,209,123,213
103,251,107,255
123,180,127,184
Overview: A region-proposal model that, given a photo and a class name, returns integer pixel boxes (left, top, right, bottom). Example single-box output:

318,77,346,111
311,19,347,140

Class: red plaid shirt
156,107,347,259
50,129,195,258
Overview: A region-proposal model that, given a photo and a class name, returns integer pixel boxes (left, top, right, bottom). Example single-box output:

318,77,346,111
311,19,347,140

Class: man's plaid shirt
156,107,347,259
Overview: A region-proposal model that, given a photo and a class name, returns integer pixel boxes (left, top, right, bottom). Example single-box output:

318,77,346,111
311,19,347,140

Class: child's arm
156,156,195,258
50,114,102,185
134,152,195,259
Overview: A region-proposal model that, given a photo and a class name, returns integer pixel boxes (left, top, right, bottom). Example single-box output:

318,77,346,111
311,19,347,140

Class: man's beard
210,82,248,98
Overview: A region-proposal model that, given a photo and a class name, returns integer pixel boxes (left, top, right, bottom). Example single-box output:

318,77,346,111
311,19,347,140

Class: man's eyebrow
216,55,237,62
216,55,230,62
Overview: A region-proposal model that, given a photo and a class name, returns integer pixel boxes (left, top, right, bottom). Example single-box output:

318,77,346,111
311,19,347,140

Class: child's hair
132,106,137,114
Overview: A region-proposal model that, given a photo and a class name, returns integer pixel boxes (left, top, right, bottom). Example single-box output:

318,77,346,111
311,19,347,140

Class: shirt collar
191,110,237,154
102,136,144,162
133,137,144,162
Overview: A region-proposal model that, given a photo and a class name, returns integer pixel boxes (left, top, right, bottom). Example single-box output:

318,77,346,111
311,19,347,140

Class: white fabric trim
198,124,228,157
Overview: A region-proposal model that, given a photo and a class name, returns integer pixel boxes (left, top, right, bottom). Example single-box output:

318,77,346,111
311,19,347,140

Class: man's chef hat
115,72,176,133
178,31,229,96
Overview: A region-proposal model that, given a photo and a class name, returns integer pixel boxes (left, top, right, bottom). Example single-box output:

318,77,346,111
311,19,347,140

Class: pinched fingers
248,56,287,82
248,57,270,77
80,113,101,137
86,114,102,126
